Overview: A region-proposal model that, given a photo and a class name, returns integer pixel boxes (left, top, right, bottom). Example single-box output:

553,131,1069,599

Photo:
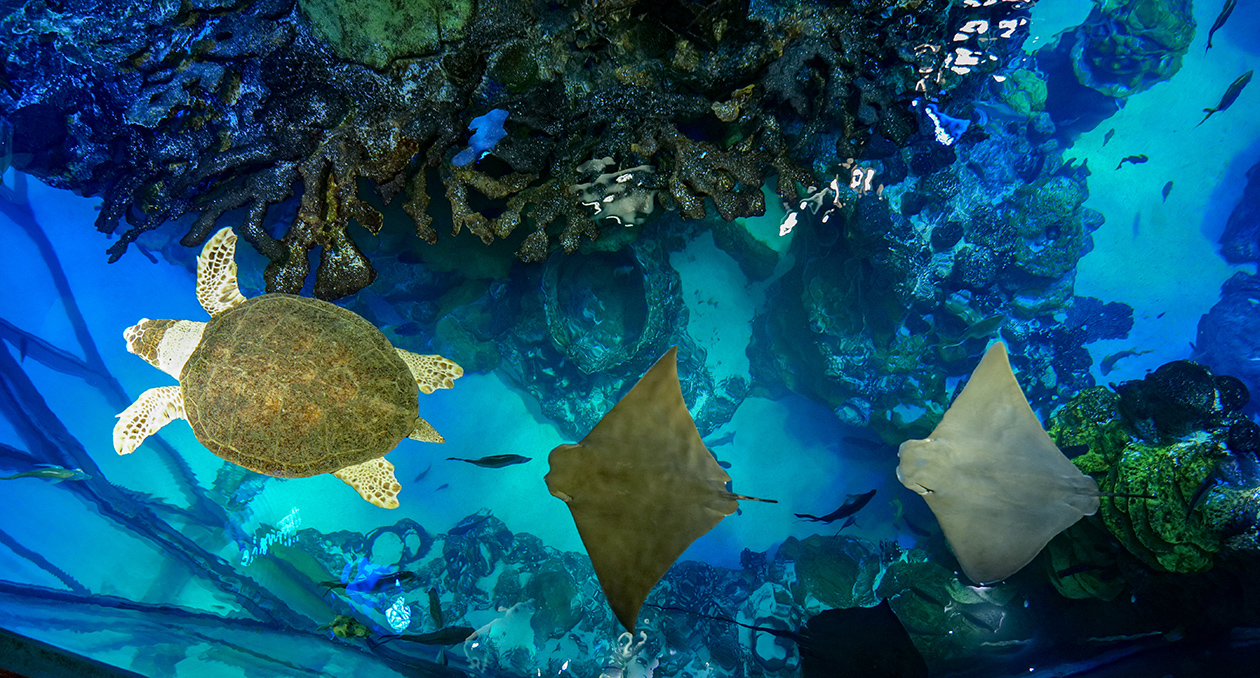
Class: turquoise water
2,0,1260,675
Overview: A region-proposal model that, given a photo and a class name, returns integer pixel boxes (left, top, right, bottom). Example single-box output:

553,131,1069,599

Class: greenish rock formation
1050,386,1228,574
1007,175,1096,280
299,0,473,70
777,535,876,610
995,68,1047,117
1070,0,1196,98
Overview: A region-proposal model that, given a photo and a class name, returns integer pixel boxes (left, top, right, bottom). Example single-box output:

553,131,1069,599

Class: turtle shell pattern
181,294,418,477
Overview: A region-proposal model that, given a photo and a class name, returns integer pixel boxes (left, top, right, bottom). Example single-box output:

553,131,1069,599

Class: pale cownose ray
113,227,463,509
897,341,1101,584
545,347,775,632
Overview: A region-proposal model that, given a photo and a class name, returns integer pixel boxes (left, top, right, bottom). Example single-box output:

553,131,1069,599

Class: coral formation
1068,0,1196,98
0,0,1022,299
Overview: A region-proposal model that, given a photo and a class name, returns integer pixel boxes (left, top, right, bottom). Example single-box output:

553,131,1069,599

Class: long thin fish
1198,70,1253,127
447,454,531,468
1205,0,1236,53
795,489,876,523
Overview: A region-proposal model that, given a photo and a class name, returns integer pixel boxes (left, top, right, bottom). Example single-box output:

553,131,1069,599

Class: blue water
2,0,1260,675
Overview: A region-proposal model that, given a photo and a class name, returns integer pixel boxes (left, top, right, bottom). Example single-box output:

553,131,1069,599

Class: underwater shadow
1199,135,1260,246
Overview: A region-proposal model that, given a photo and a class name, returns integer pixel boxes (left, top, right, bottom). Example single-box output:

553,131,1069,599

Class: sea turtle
113,227,463,509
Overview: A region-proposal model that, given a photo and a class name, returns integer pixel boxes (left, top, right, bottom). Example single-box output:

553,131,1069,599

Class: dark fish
321,570,417,595
1116,154,1148,169
435,483,449,491
1102,128,1115,146
1162,181,1173,202
1059,444,1090,458
1100,348,1153,375
717,460,732,469
448,511,492,536
1186,473,1219,520
795,489,877,524
388,626,476,646
393,322,423,337
427,588,443,628
1198,70,1253,127
1205,0,1236,53
447,454,531,468
837,515,858,531
948,314,1004,346
413,462,433,483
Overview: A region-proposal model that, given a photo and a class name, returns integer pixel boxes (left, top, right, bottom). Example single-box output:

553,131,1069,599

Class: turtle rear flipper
114,386,186,455
334,457,402,509
408,416,444,443
196,228,248,317
395,349,464,394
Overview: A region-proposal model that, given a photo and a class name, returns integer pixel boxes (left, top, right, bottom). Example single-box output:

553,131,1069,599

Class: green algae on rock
299,0,473,69
1050,384,1232,574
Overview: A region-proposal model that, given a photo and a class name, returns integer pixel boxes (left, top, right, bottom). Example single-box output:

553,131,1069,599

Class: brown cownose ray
545,347,774,632
897,341,1100,584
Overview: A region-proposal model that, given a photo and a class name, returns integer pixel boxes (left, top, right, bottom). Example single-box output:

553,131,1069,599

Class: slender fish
1205,0,1236,53
1198,70,1253,127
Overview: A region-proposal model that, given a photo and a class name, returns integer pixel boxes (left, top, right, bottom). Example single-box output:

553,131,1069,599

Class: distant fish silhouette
1162,181,1174,202
795,490,876,524
1102,128,1115,146
0,465,90,483
383,626,476,646
413,462,433,483
1205,0,1236,53
1116,154,1148,169
1100,348,1153,375
1198,70,1253,127
447,454,530,468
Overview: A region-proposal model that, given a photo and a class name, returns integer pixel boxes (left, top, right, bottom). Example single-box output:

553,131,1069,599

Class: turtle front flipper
408,416,444,443
333,458,402,509
114,386,186,455
395,349,464,394
196,227,248,317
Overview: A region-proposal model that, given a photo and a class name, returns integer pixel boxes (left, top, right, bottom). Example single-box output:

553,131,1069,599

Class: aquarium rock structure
4,0,1025,298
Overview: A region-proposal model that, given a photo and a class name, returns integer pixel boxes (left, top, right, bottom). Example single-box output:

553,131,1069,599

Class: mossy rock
996,68,1048,117
299,0,474,70
1007,175,1093,279
1052,388,1227,574
777,535,873,609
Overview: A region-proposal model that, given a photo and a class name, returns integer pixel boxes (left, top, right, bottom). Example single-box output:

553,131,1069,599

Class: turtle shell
181,294,418,477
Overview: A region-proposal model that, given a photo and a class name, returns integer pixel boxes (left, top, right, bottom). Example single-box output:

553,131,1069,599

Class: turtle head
124,318,206,380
